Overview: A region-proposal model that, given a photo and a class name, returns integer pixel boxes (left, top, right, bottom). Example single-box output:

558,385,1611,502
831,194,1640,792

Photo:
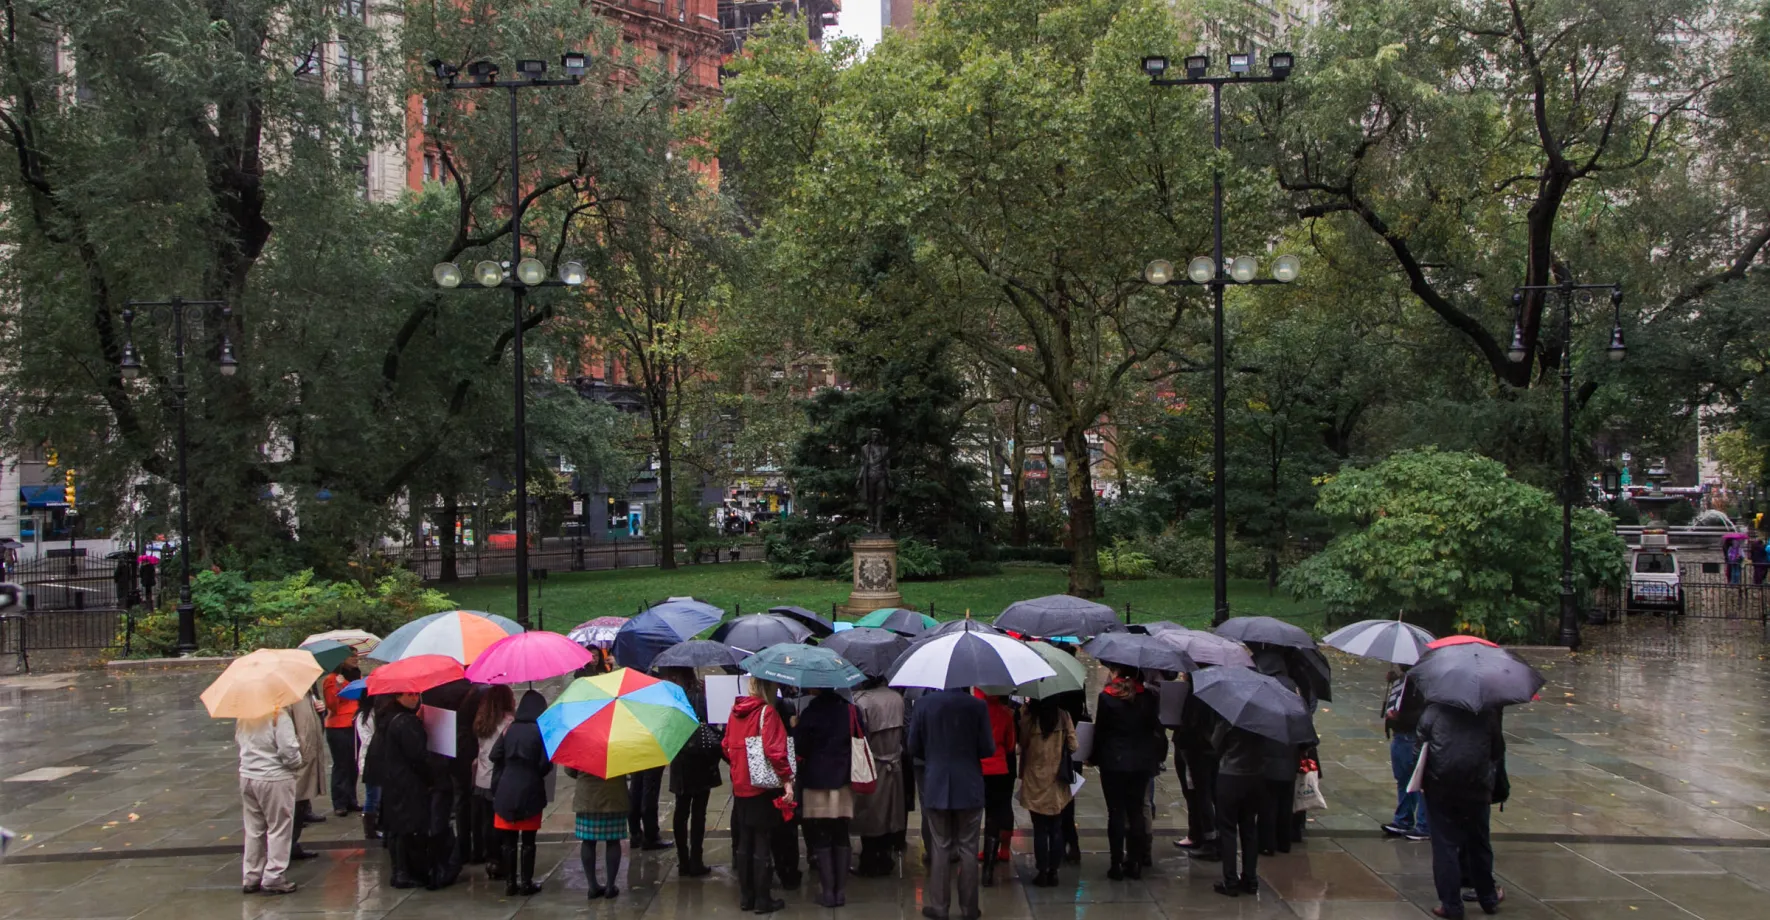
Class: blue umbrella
613,600,726,672
338,678,368,701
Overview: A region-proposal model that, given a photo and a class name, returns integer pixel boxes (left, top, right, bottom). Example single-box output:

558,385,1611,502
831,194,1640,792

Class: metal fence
7,557,129,611
402,540,765,581
0,609,128,672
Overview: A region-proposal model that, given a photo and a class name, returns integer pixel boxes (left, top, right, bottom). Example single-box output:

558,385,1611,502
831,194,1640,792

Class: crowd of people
229,635,1511,920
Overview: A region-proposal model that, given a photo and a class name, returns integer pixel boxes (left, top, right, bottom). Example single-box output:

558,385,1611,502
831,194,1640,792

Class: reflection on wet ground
3,650,1766,918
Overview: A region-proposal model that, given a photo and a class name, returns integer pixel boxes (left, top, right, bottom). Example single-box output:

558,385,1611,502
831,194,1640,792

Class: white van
1627,530,1684,616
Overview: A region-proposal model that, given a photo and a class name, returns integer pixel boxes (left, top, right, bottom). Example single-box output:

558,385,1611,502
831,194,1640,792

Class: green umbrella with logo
739,643,865,689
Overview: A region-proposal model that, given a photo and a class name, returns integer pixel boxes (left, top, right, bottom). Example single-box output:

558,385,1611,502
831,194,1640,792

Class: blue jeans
1389,733,1428,833
363,784,382,814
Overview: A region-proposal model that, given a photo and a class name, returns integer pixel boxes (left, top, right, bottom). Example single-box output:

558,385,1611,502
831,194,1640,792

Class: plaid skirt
574,811,629,841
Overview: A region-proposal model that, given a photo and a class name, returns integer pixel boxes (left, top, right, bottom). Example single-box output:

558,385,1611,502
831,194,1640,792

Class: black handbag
1055,745,1076,786
689,720,723,756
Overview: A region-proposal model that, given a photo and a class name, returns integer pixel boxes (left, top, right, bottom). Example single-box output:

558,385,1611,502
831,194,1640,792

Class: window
358,160,371,200
659,46,674,74
339,0,367,20
420,98,430,126
343,47,367,85
423,153,438,183
342,103,364,139
678,0,688,22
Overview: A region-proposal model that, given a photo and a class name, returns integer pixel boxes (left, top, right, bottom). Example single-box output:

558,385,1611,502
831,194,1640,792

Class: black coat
1091,688,1164,774
1211,723,1268,777
1417,702,1504,802
669,689,723,795
794,691,859,790
906,689,994,811
1174,691,1219,758
366,704,435,835
491,690,553,822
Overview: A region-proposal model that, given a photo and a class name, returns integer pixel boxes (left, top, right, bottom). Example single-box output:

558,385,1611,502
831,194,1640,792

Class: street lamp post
1140,51,1295,625
117,297,239,654
1508,282,1626,649
428,53,588,628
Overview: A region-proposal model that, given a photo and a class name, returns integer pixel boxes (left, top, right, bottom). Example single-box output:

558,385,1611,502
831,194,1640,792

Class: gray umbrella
1083,632,1196,673
1192,667,1317,745
769,605,836,638
1215,616,1317,649
993,595,1124,638
711,614,812,653
820,627,912,678
651,639,751,670
929,618,1004,637
1409,643,1545,712
1148,626,1255,668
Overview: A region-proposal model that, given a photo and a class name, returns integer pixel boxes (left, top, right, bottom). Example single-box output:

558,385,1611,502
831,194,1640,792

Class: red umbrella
1426,634,1498,650
367,654,465,694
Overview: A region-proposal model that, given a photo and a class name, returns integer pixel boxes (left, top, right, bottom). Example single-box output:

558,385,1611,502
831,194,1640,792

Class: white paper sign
705,675,751,724
420,705,457,758
1068,774,1086,798
1406,743,1429,793
1073,722,1095,764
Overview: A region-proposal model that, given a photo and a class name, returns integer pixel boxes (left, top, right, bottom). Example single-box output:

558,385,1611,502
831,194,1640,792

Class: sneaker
1405,830,1431,841
1462,888,1479,902
241,882,261,894
261,881,298,895
1381,823,1411,837
1480,887,1505,915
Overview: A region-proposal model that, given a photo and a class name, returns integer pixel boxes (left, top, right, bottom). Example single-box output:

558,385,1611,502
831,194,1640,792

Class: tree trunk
1010,404,1029,546
1063,425,1104,598
657,435,677,571
438,493,459,583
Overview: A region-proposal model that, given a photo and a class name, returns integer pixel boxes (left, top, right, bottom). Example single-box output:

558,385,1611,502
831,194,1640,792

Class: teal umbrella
740,643,865,689
299,638,354,673
853,608,937,635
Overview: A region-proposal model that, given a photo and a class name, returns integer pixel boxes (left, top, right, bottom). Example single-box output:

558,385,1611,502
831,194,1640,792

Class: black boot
503,837,519,896
812,848,837,907
389,836,418,889
981,844,998,887
518,836,542,895
832,846,851,906
362,812,380,841
738,840,756,910
753,850,784,913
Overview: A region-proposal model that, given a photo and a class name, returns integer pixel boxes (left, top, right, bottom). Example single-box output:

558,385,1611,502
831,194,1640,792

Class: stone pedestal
839,535,905,617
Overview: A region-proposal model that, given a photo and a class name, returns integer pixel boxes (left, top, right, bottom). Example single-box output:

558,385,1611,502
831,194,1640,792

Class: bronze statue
858,428,891,533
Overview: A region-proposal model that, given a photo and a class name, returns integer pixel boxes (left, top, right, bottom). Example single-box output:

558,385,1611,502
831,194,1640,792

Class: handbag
1293,757,1327,812
688,719,723,756
745,705,794,788
1056,745,1076,787
849,706,879,794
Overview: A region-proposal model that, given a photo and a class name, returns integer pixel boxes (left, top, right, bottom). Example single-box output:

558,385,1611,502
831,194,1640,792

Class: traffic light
45,448,57,467
64,469,76,511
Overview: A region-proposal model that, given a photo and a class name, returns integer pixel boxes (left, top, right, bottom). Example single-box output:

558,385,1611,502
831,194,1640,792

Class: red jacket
723,696,792,797
322,672,358,730
976,691,1016,776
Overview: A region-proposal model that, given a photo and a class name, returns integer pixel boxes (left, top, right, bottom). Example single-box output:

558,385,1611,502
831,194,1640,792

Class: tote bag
1293,757,1328,812
849,706,879,794
744,706,796,788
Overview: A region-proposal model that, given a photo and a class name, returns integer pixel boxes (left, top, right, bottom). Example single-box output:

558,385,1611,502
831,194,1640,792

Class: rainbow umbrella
538,668,699,779
368,610,523,664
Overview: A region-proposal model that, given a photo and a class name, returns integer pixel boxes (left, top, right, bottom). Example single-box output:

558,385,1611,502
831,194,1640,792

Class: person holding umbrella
472,685,516,878
560,655,632,900
1016,697,1077,888
906,684,994,920
975,689,1017,887
722,678,796,914
849,677,907,877
365,693,436,889
660,665,722,879
1089,663,1163,880
1382,666,1430,840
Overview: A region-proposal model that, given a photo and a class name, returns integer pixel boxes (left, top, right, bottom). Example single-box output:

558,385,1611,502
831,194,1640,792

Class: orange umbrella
201,649,324,720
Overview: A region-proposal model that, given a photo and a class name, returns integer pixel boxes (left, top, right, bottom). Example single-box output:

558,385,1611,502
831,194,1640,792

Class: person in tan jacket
1017,698,1077,888
287,692,328,860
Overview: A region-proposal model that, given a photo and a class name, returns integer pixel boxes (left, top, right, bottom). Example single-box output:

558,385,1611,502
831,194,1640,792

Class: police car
1626,530,1684,616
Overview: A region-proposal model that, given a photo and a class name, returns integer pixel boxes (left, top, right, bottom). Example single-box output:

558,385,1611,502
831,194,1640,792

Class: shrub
895,538,945,580
1098,538,1156,579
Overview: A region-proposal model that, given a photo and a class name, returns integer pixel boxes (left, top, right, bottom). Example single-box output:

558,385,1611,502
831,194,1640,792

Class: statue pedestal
839,535,906,617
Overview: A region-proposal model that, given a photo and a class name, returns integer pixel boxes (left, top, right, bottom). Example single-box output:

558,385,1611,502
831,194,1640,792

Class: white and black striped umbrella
887,621,1056,690
1320,619,1436,665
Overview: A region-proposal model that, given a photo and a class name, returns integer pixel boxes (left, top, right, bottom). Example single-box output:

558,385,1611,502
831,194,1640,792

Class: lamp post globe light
426,53,588,628
116,297,238,654
1508,281,1626,649
1140,49,1296,625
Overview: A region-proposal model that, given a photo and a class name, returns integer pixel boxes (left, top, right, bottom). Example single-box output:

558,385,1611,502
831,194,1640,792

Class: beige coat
850,686,907,837
1016,707,1077,816
288,695,327,802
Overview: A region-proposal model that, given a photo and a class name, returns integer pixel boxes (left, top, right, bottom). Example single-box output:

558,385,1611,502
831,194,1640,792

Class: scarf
1104,675,1142,701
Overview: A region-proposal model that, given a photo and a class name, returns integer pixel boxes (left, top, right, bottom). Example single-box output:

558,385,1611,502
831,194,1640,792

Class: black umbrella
711,614,812,653
993,595,1124,638
929,618,1004,637
820,627,912,678
1291,647,1333,703
652,639,751,670
1083,632,1196,673
1192,667,1317,745
769,605,835,638
1215,616,1316,649
1409,643,1544,712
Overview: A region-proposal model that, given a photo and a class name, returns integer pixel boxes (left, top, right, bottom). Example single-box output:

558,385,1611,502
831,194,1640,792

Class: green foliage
1282,449,1627,641
127,568,454,656
1098,539,1156,580
895,538,946,580
1141,527,1265,580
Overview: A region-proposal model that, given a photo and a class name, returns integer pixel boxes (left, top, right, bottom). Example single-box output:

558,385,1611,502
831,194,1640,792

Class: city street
3,650,1766,920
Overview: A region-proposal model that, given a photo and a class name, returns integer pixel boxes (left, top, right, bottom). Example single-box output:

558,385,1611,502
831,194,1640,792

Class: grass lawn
440,562,1323,634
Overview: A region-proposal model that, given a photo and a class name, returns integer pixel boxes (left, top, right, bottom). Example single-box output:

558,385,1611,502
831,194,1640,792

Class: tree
1283,448,1626,640
722,0,1245,597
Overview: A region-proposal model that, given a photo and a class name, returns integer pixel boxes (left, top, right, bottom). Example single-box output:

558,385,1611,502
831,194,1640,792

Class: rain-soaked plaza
3,649,1767,920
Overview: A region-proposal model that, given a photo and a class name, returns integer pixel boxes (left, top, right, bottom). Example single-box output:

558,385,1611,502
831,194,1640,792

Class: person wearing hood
974,690,1017,887
1252,651,1305,856
1417,702,1507,918
722,678,795,914
322,655,363,816
1090,665,1162,880
365,693,435,889
490,689,553,897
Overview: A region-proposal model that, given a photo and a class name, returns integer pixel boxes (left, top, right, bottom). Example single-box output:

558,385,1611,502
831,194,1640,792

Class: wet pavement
3,650,1767,919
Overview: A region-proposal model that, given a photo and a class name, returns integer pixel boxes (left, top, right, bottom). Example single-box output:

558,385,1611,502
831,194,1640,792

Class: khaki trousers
241,776,297,886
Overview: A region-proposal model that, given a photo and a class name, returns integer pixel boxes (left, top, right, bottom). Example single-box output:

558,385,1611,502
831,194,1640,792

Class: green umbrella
299,638,354,673
853,608,938,633
740,643,865,689
981,640,1087,699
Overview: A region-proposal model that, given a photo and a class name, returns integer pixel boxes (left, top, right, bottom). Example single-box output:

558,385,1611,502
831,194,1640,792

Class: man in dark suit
907,687,995,920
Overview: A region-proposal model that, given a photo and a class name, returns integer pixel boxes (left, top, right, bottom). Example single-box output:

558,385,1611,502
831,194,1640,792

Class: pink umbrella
464,631,594,684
